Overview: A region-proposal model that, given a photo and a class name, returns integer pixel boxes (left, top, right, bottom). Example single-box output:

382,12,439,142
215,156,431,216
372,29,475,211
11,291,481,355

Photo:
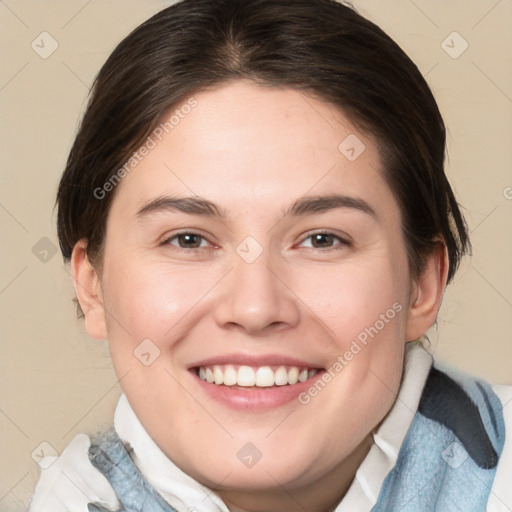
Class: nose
212,246,301,334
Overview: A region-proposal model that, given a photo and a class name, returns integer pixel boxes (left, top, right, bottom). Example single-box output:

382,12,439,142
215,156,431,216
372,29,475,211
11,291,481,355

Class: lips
188,354,325,410
196,364,320,387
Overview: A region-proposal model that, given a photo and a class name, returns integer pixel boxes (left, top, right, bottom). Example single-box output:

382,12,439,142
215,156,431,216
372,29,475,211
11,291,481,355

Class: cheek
298,255,407,343
297,252,409,406
100,257,217,352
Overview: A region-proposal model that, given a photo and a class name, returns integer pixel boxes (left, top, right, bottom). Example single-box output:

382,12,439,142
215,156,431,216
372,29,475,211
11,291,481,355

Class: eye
298,231,350,249
164,232,211,249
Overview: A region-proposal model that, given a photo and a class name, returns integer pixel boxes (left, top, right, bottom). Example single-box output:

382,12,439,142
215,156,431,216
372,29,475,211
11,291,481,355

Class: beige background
1,1,511,510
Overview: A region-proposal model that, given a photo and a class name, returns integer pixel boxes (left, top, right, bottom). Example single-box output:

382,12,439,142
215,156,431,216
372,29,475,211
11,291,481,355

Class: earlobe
70,240,108,340
405,242,449,342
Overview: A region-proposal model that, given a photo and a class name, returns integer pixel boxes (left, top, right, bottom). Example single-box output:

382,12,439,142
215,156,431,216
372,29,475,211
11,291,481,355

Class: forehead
109,80,396,220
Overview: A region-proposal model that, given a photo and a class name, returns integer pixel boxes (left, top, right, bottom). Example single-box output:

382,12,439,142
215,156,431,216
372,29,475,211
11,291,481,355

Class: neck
218,434,373,512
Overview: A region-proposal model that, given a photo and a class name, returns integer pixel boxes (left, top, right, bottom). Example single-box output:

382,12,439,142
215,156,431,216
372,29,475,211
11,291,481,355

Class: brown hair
56,0,470,285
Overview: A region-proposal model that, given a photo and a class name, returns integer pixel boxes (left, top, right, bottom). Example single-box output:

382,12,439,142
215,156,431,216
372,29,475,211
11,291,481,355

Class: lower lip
190,371,325,411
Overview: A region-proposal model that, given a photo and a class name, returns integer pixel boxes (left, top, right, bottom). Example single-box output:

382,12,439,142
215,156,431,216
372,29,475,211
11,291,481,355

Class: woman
30,0,511,510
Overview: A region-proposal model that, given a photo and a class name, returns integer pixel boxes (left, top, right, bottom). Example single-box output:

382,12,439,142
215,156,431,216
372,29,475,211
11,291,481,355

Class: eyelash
161,230,351,252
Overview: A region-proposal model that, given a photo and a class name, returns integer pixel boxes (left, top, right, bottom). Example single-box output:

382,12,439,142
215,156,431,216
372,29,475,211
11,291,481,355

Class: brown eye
299,232,350,250
311,233,335,248
166,232,208,249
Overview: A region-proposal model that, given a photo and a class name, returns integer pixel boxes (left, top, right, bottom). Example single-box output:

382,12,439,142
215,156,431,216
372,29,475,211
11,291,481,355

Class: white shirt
29,344,512,512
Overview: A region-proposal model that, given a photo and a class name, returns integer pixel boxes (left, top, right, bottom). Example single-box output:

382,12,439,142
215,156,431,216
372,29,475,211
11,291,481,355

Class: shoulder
416,366,511,510
418,365,505,469
488,384,512,511
374,364,509,511
29,432,120,512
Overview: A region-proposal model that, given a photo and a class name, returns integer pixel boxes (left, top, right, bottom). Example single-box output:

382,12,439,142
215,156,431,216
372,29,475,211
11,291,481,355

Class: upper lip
188,353,324,369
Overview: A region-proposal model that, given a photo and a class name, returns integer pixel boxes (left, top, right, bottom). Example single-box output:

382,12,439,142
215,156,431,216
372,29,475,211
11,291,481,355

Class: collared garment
29,344,512,512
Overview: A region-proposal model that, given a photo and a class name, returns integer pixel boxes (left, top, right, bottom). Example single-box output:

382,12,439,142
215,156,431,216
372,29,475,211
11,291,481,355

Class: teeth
255,366,274,387
238,365,255,386
274,366,288,386
214,366,224,385
223,365,237,386
288,367,299,385
197,364,320,387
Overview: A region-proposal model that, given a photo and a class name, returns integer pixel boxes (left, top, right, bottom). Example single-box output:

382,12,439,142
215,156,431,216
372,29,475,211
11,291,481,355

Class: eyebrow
135,194,377,221
136,196,227,219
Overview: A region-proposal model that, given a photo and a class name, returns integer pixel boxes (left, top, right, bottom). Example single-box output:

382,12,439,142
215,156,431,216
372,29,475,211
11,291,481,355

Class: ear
405,241,449,342
70,240,108,340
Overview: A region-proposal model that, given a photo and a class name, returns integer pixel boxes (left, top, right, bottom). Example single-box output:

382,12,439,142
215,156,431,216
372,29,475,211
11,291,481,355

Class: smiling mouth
194,364,322,388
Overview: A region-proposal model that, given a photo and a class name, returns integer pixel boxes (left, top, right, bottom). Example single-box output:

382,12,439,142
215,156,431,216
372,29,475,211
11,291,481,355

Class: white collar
114,343,432,512
335,342,433,511
114,395,230,512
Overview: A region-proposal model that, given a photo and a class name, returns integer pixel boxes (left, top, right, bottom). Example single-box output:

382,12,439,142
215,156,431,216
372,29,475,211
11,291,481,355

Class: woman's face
79,80,435,508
